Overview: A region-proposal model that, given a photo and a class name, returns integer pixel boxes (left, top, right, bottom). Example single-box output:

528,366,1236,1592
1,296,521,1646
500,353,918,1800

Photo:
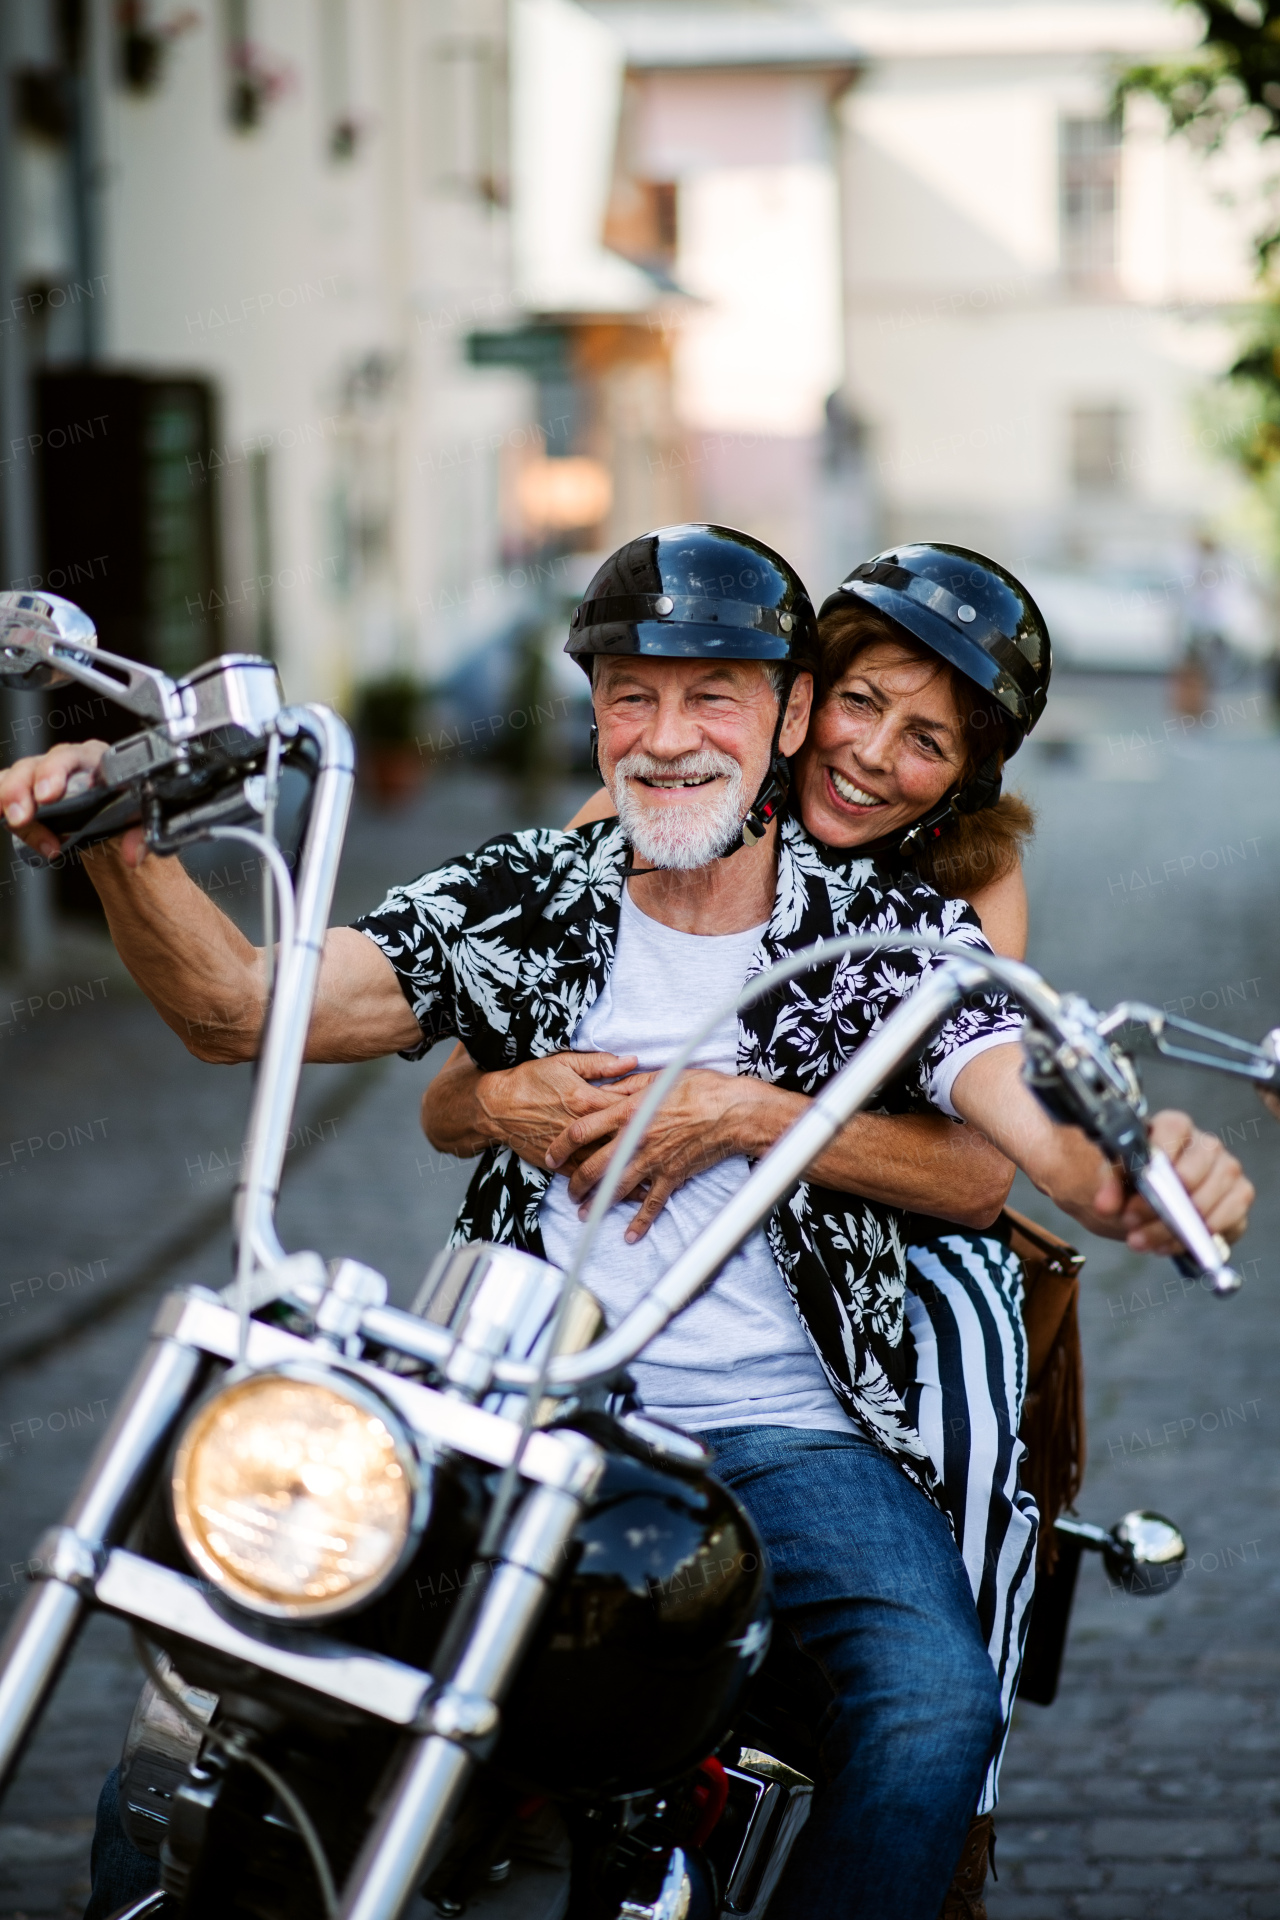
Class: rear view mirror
0,590,98,690
1103,1509,1186,1596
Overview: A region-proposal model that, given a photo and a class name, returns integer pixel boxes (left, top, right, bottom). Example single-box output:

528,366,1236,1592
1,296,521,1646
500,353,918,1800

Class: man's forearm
951,1044,1112,1223
84,841,267,1061
732,1083,1015,1227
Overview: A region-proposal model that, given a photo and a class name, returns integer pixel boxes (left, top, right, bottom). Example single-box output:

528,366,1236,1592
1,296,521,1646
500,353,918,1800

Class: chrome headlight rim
171,1361,430,1622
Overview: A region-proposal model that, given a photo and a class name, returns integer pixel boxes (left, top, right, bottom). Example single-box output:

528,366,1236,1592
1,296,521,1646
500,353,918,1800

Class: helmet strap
721,668,797,856
735,749,790,851
868,753,1005,865
954,751,1004,816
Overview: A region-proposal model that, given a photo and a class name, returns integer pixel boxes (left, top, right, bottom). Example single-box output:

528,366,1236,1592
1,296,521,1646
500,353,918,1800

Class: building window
319,0,360,160
424,38,508,204
1070,405,1128,491
604,179,679,273
1060,113,1121,287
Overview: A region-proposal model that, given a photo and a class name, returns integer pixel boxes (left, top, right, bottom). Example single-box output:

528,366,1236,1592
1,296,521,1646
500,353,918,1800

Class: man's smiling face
592,655,795,871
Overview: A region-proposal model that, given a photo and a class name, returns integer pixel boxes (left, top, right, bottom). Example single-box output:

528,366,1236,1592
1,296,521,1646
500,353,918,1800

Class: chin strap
728,749,790,853
719,670,798,857
867,751,1005,865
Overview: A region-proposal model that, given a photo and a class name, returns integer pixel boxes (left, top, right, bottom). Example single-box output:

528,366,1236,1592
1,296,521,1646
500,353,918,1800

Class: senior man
3,525,1251,1920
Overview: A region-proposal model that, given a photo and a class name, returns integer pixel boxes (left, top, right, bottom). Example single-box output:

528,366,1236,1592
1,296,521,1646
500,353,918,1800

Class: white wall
91,0,532,703
837,0,1267,605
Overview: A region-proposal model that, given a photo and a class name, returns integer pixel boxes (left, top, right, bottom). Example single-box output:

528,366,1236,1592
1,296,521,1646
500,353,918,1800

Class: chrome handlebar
1,593,356,1320
529,948,1247,1388
330,945,1255,1397
5,598,1261,1387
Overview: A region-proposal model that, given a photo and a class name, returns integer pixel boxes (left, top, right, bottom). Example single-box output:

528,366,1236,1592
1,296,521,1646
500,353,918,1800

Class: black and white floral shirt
354,816,1020,1498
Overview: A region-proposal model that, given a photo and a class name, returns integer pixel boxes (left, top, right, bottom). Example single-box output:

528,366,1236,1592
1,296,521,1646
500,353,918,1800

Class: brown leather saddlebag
1005,1205,1086,1571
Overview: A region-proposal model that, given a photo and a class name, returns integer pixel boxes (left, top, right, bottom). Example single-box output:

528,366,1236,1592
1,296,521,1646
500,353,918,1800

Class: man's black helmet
819,542,1051,754
566,523,817,676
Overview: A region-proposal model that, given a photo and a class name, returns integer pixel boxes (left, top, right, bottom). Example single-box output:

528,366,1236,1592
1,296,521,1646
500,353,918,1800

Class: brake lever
1098,1001,1280,1090
1021,996,1243,1297
12,659,290,868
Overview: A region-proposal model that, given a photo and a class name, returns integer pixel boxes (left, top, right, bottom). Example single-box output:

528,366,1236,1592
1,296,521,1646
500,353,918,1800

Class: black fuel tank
497,1436,770,1795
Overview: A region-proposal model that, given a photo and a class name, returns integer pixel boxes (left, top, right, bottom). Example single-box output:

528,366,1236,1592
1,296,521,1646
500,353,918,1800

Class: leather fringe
1018,1289,1085,1573
1003,1207,1087,1575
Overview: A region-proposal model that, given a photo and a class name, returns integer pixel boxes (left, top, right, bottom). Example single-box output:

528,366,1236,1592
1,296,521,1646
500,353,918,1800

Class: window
604,179,679,272
1060,113,1121,287
1070,406,1128,491
319,0,359,160
424,38,508,204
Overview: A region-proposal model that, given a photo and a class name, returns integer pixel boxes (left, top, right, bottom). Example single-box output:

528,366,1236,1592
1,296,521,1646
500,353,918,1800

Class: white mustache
615,748,740,785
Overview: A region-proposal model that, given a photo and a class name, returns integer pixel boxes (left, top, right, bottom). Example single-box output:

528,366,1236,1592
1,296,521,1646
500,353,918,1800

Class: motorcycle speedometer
171,1365,429,1620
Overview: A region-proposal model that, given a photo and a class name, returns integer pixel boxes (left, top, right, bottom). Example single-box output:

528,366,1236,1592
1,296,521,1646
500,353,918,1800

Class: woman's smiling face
793,637,968,848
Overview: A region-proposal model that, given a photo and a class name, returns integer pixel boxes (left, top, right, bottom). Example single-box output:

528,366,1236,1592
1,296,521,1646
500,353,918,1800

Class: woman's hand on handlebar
0,739,146,866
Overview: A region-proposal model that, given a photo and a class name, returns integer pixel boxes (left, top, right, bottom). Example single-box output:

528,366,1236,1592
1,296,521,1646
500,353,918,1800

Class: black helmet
567,524,817,854
819,542,1050,755
566,523,817,676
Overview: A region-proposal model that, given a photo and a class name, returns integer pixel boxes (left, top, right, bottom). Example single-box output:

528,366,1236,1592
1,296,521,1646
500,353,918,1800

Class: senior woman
423,545,1082,1907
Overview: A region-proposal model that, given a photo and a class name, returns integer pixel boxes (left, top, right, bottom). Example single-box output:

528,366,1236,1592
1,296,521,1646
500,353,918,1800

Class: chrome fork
339,1472,599,1920
0,705,353,1798
0,1326,203,1792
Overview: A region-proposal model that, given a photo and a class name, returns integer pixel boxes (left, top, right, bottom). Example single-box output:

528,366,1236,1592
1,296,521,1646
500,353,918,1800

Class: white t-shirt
539,886,857,1434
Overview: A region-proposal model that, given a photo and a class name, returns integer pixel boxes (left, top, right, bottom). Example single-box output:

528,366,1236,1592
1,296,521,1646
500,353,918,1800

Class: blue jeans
83,1766,160,1919
704,1423,1002,1920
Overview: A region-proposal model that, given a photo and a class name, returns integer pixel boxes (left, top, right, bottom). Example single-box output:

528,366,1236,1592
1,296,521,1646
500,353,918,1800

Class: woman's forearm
422,1045,491,1156
731,1083,1015,1227
426,1048,1016,1225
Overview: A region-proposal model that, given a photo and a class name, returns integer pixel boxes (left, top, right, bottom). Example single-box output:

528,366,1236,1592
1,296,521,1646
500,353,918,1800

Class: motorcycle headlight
171,1367,427,1619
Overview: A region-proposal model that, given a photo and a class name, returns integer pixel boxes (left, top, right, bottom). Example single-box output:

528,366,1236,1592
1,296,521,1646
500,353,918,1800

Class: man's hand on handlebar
0,739,147,868
952,1047,1253,1253
1092,1109,1251,1254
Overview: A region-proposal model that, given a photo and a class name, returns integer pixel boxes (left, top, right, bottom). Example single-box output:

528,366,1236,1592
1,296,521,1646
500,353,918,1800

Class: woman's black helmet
819,542,1051,756
566,523,818,676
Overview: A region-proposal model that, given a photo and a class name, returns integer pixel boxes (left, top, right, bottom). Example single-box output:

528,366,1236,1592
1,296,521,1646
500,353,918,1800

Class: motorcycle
0,593,1271,1920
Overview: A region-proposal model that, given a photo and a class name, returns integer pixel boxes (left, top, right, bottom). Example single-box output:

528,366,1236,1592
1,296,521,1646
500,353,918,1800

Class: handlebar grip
33,778,140,835
1135,1147,1242,1296
10,780,145,868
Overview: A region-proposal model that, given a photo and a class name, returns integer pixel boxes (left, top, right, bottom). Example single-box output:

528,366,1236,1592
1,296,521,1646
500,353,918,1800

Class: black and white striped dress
904,1228,1039,1814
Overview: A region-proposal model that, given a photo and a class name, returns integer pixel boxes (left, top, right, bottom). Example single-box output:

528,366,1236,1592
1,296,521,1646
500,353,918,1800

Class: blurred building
588,3,862,592
836,0,1267,665
0,0,1271,963
0,0,544,715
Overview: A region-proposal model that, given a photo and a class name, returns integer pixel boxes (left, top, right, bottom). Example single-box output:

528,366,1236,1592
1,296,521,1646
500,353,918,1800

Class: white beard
613,748,747,870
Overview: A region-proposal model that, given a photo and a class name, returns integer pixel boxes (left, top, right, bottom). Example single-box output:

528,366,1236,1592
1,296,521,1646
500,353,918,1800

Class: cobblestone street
1,675,1279,1918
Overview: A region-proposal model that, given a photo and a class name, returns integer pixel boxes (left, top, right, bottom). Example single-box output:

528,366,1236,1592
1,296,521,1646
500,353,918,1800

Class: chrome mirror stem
229,706,354,1310
0,591,178,721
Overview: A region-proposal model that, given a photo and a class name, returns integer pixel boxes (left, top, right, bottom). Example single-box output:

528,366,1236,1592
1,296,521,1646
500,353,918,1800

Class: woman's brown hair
812,603,1034,897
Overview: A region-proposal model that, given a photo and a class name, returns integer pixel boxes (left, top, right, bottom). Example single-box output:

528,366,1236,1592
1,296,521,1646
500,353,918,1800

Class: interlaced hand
547,1067,754,1243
